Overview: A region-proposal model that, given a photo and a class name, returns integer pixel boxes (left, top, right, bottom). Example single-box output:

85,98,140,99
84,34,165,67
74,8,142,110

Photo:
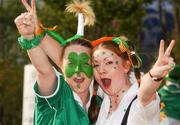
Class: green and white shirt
33,69,94,125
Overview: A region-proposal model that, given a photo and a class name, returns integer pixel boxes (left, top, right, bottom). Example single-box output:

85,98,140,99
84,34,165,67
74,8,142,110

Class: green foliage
0,60,23,125
41,0,152,45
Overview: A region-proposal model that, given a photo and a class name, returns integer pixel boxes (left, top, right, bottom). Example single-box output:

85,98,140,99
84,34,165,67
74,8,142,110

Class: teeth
76,77,82,80
74,77,85,83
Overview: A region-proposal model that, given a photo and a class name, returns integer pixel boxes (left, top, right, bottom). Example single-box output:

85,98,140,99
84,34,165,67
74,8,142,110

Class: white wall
22,64,36,125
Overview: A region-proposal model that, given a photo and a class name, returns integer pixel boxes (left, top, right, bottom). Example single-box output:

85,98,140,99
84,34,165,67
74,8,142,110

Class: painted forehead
93,48,117,61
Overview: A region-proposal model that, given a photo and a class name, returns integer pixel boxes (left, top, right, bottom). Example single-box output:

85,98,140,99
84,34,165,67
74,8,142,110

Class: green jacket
33,73,93,125
159,84,180,120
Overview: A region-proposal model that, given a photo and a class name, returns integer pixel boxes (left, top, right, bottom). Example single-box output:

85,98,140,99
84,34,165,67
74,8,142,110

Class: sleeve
135,92,160,121
33,68,73,111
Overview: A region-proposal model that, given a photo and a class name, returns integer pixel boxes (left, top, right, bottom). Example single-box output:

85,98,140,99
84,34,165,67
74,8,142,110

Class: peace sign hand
14,0,38,39
150,40,176,79
21,0,39,30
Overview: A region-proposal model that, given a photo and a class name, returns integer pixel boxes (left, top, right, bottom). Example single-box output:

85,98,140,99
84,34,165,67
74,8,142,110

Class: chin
104,89,117,96
103,89,112,96
74,87,87,94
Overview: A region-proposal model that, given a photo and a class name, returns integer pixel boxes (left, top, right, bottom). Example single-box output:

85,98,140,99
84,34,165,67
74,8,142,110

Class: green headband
45,30,83,46
65,34,84,44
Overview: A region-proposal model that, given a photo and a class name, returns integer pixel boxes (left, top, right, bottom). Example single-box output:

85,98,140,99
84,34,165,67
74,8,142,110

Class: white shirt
73,80,94,111
96,83,160,125
73,78,104,111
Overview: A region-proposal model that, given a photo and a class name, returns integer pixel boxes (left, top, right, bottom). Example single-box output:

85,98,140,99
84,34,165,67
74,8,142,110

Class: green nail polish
169,63,175,68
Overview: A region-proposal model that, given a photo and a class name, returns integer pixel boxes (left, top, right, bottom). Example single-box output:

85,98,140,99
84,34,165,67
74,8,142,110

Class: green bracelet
18,34,44,50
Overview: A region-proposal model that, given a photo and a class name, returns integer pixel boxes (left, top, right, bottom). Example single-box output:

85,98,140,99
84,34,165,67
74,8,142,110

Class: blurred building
140,0,174,72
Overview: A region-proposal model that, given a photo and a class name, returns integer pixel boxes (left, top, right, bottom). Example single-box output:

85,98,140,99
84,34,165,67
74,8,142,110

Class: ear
123,60,131,73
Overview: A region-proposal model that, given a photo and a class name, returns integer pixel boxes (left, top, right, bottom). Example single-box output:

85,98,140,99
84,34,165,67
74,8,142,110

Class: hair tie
93,91,97,96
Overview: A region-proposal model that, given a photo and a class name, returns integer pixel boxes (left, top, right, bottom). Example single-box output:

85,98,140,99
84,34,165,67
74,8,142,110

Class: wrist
148,70,163,82
18,33,44,50
22,34,35,40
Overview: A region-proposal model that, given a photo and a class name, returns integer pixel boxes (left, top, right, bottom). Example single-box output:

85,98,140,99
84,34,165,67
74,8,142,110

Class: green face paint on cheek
115,61,119,64
65,52,93,78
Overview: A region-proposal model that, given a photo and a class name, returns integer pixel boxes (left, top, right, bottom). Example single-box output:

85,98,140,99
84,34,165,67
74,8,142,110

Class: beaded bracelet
18,33,44,50
148,71,163,82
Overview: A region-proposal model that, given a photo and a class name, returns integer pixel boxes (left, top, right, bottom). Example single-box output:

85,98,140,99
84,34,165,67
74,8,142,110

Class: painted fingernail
169,63,175,68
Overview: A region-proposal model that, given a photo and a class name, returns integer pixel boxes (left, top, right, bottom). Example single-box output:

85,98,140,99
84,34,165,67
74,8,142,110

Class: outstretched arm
15,0,57,96
40,35,63,68
138,40,175,106
22,0,63,68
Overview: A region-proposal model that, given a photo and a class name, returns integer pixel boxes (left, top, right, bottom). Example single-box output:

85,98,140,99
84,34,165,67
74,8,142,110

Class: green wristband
18,34,44,50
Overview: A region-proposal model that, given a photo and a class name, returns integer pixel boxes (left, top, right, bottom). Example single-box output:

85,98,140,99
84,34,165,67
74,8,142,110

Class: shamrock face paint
65,52,93,78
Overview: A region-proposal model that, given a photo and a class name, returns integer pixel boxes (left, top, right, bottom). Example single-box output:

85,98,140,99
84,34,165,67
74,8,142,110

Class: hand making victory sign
150,40,176,79
139,40,176,106
14,0,39,40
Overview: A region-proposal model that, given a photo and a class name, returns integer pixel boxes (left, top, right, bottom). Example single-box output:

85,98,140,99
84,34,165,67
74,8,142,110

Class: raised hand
150,40,175,78
21,0,38,30
14,0,38,39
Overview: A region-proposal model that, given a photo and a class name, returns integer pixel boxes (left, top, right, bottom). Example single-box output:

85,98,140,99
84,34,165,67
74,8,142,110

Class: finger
31,0,37,15
31,0,39,30
14,16,20,24
164,40,175,57
15,18,23,26
158,65,172,74
24,13,33,21
168,58,176,69
168,57,174,63
21,0,32,12
159,40,165,58
14,14,25,26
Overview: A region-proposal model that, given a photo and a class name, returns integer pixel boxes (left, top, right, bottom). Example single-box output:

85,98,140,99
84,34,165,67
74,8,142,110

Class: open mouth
101,78,111,89
73,77,85,83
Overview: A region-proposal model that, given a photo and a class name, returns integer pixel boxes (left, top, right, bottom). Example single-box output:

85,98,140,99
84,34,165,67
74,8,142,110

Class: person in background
159,65,180,125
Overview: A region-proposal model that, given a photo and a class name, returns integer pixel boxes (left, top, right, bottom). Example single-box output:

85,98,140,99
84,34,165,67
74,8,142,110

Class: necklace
108,90,126,116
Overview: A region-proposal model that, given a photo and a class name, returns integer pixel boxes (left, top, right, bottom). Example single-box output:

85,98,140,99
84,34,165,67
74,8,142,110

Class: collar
73,79,94,111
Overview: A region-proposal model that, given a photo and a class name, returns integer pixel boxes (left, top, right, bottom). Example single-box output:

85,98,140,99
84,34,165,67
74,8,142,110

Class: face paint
77,84,81,89
115,61,119,64
65,52,93,78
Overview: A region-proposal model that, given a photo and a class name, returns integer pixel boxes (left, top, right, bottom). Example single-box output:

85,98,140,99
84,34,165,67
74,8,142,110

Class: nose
75,65,81,75
98,65,106,75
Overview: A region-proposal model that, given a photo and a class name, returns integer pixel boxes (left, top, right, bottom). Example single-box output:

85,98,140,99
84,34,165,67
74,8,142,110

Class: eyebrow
93,59,99,63
93,55,113,62
104,56,113,61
